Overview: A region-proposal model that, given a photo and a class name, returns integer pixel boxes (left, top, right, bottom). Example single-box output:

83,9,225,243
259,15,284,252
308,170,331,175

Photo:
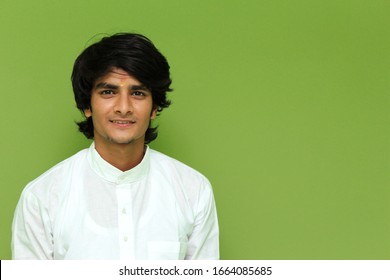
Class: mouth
110,120,136,127
110,120,135,124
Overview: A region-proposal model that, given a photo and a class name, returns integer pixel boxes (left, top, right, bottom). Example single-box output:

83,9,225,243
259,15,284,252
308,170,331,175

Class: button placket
116,185,134,259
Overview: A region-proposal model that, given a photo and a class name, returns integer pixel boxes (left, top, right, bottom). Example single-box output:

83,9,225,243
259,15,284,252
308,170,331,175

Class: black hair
71,33,172,143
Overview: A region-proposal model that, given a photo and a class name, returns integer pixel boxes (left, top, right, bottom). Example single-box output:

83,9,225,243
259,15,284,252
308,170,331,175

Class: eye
132,91,147,98
101,90,114,95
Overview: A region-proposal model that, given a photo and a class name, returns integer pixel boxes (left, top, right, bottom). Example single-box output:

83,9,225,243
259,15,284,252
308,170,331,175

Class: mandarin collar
87,142,150,184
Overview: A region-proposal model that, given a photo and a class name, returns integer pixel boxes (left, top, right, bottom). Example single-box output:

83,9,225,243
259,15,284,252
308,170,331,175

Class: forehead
94,67,142,86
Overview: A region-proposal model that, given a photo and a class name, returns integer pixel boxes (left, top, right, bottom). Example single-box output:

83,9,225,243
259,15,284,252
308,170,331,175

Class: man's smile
110,120,136,127
110,120,136,124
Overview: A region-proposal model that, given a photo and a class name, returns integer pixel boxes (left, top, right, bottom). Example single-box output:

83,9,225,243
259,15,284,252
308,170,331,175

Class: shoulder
148,149,216,215
150,149,209,180
148,149,213,194
20,148,89,200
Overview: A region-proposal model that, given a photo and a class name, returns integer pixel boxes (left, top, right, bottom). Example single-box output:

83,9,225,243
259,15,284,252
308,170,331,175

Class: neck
94,140,146,172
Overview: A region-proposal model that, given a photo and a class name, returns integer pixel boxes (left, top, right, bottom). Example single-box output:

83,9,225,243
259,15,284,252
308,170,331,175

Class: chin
103,136,135,145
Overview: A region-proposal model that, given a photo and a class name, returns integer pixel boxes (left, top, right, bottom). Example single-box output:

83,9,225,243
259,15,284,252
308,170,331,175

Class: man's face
84,68,157,147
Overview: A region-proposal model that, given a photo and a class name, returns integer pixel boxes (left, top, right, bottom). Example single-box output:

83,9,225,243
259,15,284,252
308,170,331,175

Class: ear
84,108,92,118
151,105,158,120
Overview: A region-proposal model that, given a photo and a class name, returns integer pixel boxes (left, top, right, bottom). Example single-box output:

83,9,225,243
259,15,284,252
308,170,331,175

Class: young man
12,33,219,260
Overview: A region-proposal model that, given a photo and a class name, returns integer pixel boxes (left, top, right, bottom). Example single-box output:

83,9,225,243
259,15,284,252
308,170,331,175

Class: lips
110,120,136,128
110,120,135,124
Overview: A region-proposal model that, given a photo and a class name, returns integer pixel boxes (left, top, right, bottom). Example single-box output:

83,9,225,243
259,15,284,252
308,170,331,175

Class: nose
114,92,133,115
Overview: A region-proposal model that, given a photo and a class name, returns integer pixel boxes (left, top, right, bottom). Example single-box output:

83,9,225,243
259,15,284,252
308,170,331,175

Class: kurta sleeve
186,179,219,260
12,188,54,259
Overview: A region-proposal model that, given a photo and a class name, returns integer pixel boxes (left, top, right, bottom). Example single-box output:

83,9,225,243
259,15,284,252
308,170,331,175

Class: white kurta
12,143,219,260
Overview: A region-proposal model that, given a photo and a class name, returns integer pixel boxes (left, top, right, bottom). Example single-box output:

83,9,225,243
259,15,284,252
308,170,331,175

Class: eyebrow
94,82,149,91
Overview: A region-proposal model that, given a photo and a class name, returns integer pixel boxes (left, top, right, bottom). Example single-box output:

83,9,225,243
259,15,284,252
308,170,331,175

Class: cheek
90,98,110,115
134,101,155,117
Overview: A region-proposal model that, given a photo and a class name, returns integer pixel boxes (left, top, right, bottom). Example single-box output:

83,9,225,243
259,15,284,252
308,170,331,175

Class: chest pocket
147,241,187,260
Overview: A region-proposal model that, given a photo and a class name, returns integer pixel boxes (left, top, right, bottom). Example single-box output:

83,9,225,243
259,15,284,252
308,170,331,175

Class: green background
1,0,389,259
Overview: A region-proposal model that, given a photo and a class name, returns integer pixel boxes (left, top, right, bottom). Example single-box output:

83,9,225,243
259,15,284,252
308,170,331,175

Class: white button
122,208,126,214
117,175,128,184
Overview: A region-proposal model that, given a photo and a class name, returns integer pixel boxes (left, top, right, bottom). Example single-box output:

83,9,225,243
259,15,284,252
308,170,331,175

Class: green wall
1,0,389,259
